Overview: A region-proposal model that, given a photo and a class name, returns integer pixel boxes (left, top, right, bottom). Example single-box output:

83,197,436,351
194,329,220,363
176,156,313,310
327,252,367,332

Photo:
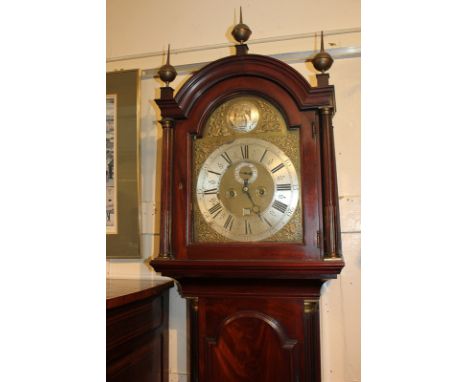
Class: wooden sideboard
106,278,173,382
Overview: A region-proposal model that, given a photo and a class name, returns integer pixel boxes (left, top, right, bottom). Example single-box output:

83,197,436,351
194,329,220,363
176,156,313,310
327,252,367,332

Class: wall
107,1,360,381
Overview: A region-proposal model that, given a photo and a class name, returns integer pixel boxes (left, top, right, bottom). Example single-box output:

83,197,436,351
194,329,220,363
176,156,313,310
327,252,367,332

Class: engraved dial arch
196,137,300,242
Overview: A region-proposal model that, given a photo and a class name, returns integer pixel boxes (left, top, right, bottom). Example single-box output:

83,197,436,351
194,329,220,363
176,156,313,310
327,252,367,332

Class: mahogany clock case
151,44,344,382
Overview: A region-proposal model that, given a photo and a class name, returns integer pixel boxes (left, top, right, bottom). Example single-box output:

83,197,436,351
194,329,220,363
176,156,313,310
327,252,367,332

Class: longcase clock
151,18,344,382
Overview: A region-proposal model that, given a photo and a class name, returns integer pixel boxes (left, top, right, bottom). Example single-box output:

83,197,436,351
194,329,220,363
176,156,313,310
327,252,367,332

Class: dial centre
218,156,275,218
234,162,258,184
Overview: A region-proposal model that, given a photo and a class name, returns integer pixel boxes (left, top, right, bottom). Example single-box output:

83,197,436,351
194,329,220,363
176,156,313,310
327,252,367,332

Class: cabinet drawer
107,296,163,349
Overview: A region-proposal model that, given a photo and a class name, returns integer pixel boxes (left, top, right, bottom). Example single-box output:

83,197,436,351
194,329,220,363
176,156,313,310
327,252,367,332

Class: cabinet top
106,278,174,309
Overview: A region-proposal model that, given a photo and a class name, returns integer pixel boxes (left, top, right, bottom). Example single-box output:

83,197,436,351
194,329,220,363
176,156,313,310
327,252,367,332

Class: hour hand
241,185,260,215
241,181,254,201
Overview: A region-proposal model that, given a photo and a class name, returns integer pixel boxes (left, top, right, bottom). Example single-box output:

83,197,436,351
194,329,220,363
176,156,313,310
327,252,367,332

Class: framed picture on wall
106,94,118,234
106,69,141,259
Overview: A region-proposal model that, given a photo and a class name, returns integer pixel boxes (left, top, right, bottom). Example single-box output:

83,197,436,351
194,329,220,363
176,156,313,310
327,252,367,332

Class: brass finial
231,6,252,44
157,44,177,86
311,31,334,73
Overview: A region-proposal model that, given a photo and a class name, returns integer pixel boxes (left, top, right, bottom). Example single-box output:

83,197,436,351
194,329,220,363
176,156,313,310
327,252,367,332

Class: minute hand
242,181,261,216
243,188,255,205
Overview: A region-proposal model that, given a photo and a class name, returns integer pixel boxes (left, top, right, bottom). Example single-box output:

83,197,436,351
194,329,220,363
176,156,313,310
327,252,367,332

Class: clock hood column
158,115,175,259
155,45,182,259
319,106,342,260
311,31,343,261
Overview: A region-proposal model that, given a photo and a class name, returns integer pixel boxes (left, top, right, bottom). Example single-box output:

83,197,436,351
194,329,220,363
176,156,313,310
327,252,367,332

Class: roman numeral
262,215,272,227
203,188,218,195
240,145,249,159
260,149,268,163
224,214,234,231
244,220,252,235
221,152,232,165
272,200,288,213
208,170,221,176
208,203,222,218
271,163,285,173
276,183,292,191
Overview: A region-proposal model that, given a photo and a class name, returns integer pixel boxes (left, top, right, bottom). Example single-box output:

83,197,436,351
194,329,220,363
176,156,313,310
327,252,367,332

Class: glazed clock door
192,95,303,244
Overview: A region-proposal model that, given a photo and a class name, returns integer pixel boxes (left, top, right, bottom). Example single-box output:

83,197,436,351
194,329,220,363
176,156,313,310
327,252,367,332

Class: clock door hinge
316,230,322,249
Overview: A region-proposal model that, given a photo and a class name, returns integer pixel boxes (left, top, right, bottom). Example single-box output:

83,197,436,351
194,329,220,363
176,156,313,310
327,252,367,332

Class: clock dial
196,137,300,242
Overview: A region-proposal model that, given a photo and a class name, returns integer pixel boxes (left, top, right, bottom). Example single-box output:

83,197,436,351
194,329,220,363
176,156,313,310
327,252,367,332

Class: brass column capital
160,117,175,129
304,299,318,314
188,297,199,312
158,252,172,259
319,106,333,115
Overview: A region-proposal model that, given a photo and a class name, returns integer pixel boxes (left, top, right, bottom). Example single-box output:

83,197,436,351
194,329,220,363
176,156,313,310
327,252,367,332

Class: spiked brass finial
231,6,252,44
157,44,177,86
311,31,334,73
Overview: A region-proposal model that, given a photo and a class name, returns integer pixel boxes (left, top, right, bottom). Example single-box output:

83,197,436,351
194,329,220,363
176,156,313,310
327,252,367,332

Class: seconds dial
196,137,300,242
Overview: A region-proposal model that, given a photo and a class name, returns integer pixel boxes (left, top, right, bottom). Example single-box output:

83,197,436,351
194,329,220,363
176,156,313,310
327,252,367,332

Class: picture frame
106,69,141,259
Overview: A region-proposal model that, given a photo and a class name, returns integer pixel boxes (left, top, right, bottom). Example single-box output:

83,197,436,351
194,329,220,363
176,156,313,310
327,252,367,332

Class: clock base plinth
177,278,325,382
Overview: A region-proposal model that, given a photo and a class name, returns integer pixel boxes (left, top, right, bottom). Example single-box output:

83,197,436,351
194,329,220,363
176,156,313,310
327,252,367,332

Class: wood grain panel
193,296,315,381
206,312,298,382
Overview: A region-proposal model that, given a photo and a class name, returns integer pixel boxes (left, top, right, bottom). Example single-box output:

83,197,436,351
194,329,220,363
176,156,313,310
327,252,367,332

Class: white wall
107,1,360,381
